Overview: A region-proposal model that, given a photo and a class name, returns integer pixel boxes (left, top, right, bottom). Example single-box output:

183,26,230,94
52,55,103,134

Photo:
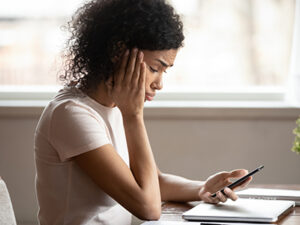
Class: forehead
142,49,178,65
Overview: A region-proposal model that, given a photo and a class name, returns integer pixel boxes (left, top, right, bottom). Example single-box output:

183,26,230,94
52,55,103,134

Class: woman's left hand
198,169,252,204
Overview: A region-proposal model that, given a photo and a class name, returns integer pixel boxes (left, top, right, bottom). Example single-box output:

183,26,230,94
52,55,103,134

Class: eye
149,66,158,73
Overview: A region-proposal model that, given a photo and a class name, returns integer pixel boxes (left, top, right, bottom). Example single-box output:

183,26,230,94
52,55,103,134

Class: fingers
114,48,143,88
132,51,144,86
202,168,252,205
123,48,139,85
138,62,146,89
202,191,229,204
202,192,220,204
114,50,129,86
206,188,238,204
224,187,238,201
216,191,227,203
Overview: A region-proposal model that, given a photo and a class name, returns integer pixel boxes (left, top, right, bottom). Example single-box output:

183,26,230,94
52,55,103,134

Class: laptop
182,198,295,223
237,188,300,206
141,222,271,225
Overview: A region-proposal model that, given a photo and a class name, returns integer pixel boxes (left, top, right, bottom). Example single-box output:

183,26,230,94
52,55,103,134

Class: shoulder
49,87,101,119
50,100,105,129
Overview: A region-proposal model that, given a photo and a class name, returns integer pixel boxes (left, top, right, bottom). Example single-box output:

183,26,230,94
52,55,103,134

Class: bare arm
158,169,252,203
74,117,160,220
158,171,203,202
74,49,161,220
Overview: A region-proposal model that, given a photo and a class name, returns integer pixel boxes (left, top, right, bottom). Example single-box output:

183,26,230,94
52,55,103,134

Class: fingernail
139,51,143,59
224,187,230,194
125,50,129,55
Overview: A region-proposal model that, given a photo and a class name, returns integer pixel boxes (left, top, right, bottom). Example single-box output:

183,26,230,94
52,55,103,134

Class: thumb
230,169,248,178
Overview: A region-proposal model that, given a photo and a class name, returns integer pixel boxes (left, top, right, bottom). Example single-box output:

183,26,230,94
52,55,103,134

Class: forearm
159,172,204,202
123,115,160,199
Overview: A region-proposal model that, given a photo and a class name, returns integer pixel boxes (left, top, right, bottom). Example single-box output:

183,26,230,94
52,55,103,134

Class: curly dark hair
61,0,184,91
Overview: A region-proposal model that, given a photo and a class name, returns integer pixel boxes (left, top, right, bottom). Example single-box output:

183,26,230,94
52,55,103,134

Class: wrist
197,182,206,201
122,112,144,123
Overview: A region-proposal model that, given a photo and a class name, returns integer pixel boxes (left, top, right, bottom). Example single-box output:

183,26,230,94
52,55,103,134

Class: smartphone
211,165,264,198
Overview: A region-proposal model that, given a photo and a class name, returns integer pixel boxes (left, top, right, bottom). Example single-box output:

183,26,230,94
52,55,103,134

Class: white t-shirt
34,87,131,225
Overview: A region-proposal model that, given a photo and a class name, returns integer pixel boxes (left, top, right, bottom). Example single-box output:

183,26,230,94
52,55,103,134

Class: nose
151,76,163,90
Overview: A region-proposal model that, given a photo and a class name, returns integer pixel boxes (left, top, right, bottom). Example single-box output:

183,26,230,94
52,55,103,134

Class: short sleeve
50,101,110,162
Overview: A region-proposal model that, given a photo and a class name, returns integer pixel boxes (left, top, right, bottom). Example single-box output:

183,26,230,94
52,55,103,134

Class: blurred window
0,0,296,98
166,0,295,92
0,0,82,86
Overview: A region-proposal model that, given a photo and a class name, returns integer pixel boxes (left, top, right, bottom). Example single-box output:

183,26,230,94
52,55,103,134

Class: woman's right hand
107,48,146,118
198,169,252,204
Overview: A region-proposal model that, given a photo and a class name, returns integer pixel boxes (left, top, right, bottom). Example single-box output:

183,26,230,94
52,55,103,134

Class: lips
145,93,155,101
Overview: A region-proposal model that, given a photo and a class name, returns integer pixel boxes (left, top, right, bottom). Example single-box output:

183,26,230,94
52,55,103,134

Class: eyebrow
155,59,173,68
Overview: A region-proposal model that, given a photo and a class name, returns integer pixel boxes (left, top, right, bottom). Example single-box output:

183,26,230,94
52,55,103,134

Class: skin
74,48,252,220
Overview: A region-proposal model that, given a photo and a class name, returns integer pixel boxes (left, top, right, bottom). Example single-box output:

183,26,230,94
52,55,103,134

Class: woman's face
142,49,178,101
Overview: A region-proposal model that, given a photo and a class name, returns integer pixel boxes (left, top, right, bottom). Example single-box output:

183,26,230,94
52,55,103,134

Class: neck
85,82,116,108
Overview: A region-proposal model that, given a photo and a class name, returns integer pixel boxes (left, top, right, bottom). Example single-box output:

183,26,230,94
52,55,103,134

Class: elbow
137,204,161,221
135,197,161,220
145,203,161,221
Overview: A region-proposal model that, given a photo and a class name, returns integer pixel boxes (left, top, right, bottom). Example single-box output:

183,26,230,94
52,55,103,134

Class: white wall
0,105,300,225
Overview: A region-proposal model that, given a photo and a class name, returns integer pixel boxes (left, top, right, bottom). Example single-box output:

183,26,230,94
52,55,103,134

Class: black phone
211,165,264,198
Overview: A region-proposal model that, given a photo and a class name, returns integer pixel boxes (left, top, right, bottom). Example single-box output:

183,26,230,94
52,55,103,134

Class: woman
34,0,252,224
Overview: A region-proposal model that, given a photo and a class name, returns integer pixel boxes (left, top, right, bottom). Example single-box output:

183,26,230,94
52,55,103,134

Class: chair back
0,177,17,225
